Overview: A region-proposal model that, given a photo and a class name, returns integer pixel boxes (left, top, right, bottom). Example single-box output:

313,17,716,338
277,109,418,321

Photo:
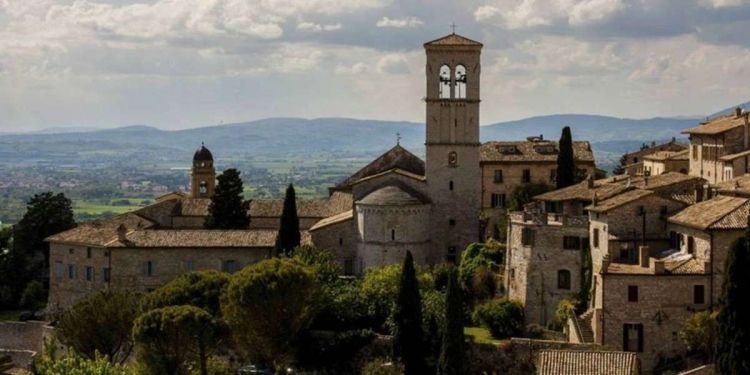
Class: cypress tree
438,267,466,375
612,152,628,175
556,126,576,189
716,216,750,374
393,251,425,374
204,169,250,229
275,184,301,257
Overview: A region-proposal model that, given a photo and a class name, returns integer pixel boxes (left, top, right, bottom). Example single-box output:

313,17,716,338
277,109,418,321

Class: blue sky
2,0,750,131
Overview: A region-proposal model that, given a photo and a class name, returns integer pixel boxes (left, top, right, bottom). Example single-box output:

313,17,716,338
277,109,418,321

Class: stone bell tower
191,143,216,198
424,33,482,262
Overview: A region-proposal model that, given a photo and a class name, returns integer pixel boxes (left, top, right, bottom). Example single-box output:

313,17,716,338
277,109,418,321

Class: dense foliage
438,267,467,375
35,339,133,375
133,305,220,375
275,184,301,257
509,182,555,211
612,152,628,175
56,290,140,364
221,257,322,368
14,191,76,264
556,126,576,189
392,251,425,375
717,219,750,375
204,168,250,229
472,299,525,339
680,311,717,362
139,270,230,317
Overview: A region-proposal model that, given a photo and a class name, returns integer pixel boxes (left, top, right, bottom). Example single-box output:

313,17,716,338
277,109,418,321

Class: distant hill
710,101,750,118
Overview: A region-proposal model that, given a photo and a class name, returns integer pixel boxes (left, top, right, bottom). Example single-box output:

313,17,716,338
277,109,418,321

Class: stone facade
684,110,750,185
621,139,687,176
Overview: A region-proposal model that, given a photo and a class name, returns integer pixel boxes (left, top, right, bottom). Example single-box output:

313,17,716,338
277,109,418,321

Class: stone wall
310,217,357,272
0,321,47,353
0,349,37,371
48,243,111,309
689,127,746,184
599,273,711,371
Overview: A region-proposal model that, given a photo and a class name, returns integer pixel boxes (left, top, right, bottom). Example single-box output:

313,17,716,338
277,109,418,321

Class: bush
360,264,434,334
139,270,230,317
19,280,45,309
471,267,497,302
34,343,133,375
550,299,576,332
472,299,525,339
362,358,404,375
680,311,717,361
481,239,505,264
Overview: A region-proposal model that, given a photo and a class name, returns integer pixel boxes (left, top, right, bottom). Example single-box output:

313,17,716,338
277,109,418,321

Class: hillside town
1,33,748,375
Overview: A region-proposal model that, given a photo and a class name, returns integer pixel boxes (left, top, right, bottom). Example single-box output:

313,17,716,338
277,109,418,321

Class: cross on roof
450,22,457,34
396,132,402,145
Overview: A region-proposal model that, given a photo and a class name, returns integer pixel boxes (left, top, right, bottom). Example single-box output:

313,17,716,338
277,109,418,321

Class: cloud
267,44,324,73
376,54,410,74
296,22,343,32
375,16,423,28
475,0,626,29
335,62,372,74
699,0,750,8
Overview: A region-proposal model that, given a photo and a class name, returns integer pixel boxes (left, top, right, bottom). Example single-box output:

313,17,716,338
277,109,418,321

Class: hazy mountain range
1,101,747,168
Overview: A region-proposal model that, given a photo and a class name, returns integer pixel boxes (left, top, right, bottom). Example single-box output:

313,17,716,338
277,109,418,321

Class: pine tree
393,251,425,374
612,152,628,175
275,184,301,257
716,216,750,374
556,126,576,189
14,192,76,265
438,267,466,375
204,169,250,229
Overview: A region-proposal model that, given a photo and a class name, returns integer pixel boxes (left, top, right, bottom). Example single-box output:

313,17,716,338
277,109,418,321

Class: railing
568,309,584,344
510,211,588,228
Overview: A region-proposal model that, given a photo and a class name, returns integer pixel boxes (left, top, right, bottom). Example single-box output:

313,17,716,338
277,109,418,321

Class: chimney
639,246,650,268
644,175,649,186
651,141,656,147
117,224,127,243
736,107,743,118
653,260,665,275
587,175,594,189
695,185,704,203
540,134,543,140
671,136,676,143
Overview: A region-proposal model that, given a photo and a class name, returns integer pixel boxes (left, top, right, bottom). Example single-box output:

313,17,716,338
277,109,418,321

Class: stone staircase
576,308,595,343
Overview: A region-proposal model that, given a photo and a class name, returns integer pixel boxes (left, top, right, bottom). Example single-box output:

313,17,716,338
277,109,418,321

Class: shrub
471,267,497,302
34,343,133,375
680,311,717,361
472,299,525,339
360,263,434,333
139,270,230,317
481,239,505,264
362,358,404,375
19,280,45,309
550,299,576,332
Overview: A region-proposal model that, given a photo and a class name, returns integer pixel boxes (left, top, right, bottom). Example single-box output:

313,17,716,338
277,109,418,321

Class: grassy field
73,201,142,215
464,326,504,345
0,310,20,322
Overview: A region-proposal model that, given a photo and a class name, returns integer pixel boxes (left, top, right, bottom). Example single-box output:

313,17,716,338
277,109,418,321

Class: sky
2,0,750,132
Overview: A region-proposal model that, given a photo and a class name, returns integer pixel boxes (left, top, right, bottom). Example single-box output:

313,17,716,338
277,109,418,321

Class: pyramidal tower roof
424,33,483,47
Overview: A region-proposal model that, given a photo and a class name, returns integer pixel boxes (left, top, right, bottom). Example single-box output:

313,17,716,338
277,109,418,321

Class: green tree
393,251,425,374
133,305,220,375
438,267,466,375
294,244,343,286
275,184,301,257
204,169,250,229
717,219,750,374
139,270,230,317
472,299,525,339
680,311,717,362
35,349,133,375
0,230,32,308
14,192,76,265
579,245,592,313
19,280,45,309
221,258,322,368
556,126,576,189
612,152,628,175
57,291,140,364
509,182,554,211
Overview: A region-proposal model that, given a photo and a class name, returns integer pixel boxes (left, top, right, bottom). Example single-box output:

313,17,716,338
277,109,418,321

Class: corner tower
424,33,482,262
191,143,216,198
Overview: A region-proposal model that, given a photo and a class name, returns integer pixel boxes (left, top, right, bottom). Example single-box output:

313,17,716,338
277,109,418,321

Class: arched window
558,270,571,290
448,151,458,166
439,65,451,99
199,181,208,194
454,64,467,99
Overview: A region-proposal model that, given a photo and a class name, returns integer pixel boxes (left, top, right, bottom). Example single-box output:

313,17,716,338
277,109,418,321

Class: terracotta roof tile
668,195,749,230
111,229,304,248
586,189,654,213
682,114,748,135
335,145,425,188
644,150,689,161
358,185,429,206
480,141,594,163
537,350,638,375
309,210,354,231
715,174,750,194
424,33,483,47
719,149,750,161
46,213,156,246
170,197,333,218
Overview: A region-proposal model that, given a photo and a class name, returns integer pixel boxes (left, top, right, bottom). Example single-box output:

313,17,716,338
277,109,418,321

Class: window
593,229,600,248
449,181,454,190
86,247,92,258
68,264,76,279
339,237,343,246
623,324,644,352
633,157,639,163
199,181,207,194
521,228,535,246
55,262,64,279
448,151,458,166
522,169,531,183
694,285,705,304
103,268,111,282
557,270,571,290
447,246,457,263
69,248,74,254
454,65,467,99
669,231,679,249
439,65,451,99
222,260,239,274
491,193,507,208
344,260,354,276
687,237,695,254
550,169,557,182
391,229,396,241
86,266,94,281
628,285,639,302
146,261,154,277
563,236,581,250
449,219,456,226
494,169,503,183
660,206,668,217
186,261,196,271
636,205,645,216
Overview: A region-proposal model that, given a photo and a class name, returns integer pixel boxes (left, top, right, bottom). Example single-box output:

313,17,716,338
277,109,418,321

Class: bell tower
424,33,482,262
191,143,216,198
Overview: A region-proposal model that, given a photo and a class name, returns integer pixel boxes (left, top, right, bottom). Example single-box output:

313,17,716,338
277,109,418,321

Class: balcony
509,211,589,228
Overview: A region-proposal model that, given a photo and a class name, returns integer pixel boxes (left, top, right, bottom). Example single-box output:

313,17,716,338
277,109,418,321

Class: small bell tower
191,143,216,198
424,33,483,261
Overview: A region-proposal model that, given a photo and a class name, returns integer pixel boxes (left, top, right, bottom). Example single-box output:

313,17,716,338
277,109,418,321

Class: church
46,34,494,306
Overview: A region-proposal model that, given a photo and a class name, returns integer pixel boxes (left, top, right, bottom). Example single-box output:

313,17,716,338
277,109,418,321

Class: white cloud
699,0,750,8
376,54,410,74
297,21,343,32
267,45,324,72
335,62,372,74
375,16,423,28
475,0,626,29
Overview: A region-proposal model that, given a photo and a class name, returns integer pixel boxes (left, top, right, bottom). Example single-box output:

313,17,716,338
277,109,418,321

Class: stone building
480,137,595,237
621,139,687,177
683,107,750,184
642,150,689,176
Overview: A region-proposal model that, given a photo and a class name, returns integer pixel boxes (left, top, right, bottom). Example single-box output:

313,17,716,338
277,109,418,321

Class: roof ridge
708,198,750,228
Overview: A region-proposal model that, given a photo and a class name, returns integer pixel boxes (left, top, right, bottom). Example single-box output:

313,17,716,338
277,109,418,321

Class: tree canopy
14,191,76,264
139,270,230,317
556,126,576,189
438,267,467,375
204,168,250,229
717,218,750,374
56,290,140,364
275,184,301,257
393,251,425,374
612,152,628,175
